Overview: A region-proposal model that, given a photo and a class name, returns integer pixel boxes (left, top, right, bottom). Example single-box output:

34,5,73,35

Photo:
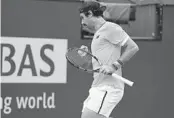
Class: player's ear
87,10,93,17
100,5,106,12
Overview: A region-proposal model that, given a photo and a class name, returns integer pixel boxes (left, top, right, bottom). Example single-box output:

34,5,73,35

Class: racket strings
66,48,93,70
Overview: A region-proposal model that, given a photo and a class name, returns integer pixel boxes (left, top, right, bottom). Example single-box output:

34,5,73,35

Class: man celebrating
79,1,139,118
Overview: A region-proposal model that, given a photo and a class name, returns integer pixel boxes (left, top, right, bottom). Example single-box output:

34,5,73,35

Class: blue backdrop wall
1,0,174,118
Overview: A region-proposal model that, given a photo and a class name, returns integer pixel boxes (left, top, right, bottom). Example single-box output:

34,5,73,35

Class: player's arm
106,26,139,70
113,37,139,69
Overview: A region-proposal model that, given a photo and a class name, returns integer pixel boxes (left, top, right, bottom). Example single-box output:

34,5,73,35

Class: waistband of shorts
91,84,124,91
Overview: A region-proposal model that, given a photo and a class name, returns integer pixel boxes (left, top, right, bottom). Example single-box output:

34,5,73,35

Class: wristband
112,60,123,70
117,59,124,66
112,63,119,70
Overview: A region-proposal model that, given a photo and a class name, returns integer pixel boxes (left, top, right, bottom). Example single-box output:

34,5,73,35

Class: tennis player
79,1,139,118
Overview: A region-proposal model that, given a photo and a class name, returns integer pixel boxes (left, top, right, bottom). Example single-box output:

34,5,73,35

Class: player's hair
79,1,106,17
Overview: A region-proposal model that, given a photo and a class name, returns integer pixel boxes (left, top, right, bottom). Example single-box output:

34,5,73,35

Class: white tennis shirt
91,21,129,89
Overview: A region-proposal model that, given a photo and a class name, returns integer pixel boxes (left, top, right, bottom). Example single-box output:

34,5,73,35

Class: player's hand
78,45,88,56
80,45,88,51
99,65,116,75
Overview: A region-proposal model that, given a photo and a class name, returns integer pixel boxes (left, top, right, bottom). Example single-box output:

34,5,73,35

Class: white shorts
82,85,124,118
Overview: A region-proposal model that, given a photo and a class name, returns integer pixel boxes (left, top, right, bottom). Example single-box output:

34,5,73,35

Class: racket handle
111,73,134,87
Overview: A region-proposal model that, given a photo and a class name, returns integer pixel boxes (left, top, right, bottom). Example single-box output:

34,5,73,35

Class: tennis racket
66,47,134,86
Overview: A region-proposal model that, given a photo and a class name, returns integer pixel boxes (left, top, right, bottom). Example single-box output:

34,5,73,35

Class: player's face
80,12,95,33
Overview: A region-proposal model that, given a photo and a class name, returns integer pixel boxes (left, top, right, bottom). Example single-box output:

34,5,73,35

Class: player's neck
94,17,106,33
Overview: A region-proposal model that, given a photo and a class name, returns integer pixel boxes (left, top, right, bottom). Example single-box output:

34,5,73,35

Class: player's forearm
112,43,139,70
119,45,139,65
111,38,139,70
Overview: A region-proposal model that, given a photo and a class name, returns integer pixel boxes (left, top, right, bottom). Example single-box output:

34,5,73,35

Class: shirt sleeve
106,26,130,46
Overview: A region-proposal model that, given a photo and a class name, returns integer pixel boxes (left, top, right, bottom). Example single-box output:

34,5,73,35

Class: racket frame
66,47,134,86
65,47,100,73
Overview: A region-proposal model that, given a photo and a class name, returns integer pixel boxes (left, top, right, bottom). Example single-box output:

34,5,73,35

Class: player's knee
81,108,93,118
81,107,106,118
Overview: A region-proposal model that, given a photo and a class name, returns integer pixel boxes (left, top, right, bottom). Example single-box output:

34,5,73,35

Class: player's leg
81,87,107,118
81,107,106,118
81,109,117,118
81,86,124,118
